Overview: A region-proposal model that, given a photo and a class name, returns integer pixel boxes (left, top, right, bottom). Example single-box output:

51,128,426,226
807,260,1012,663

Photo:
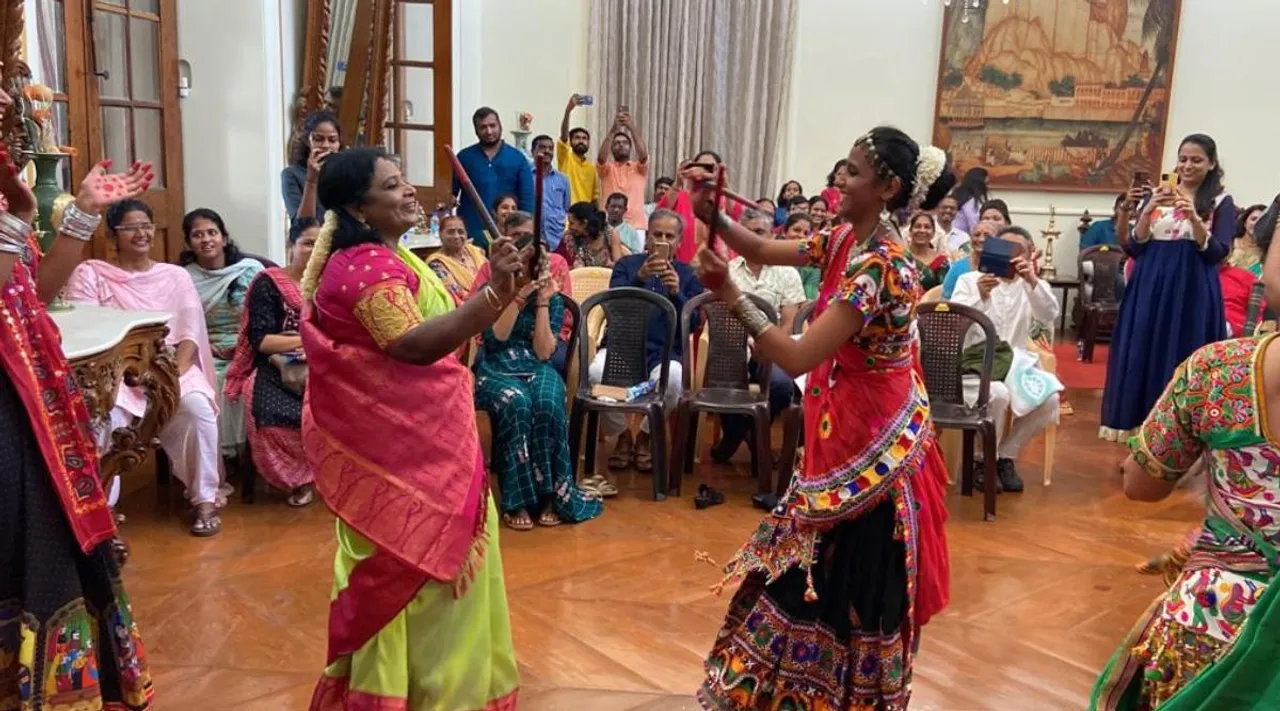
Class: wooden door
82,0,184,261
382,0,452,207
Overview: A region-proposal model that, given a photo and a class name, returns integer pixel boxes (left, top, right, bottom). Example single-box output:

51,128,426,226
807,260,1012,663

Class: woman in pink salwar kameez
65,199,228,537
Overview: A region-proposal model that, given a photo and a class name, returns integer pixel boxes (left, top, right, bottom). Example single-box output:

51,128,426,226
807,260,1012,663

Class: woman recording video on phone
1101,133,1238,444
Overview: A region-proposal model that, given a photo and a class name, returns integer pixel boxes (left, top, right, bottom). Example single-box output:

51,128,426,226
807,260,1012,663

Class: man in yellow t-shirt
557,93,599,205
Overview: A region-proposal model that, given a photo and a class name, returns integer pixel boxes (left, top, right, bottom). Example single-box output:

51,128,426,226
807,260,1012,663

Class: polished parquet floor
112,389,1201,710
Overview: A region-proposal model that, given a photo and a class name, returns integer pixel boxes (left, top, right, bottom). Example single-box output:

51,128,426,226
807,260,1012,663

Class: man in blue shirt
588,208,703,474
1080,193,1126,249
530,134,570,251
452,107,534,251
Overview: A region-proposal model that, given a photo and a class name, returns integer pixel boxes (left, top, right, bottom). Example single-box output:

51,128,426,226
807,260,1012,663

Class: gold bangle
482,285,503,312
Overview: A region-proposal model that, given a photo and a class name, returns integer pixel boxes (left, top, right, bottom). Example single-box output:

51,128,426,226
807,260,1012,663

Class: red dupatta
224,267,303,402
0,235,115,552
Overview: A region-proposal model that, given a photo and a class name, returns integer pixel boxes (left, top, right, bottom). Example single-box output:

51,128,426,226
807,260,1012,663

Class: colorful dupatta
0,235,115,552
425,243,486,302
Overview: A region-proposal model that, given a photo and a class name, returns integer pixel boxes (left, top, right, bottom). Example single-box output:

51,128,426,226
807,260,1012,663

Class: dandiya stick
531,154,546,279
701,168,728,290
444,145,503,241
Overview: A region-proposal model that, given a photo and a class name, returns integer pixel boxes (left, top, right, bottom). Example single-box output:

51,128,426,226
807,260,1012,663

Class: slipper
694,484,726,510
288,486,315,507
536,508,562,527
501,511,534,531
581,474,619,498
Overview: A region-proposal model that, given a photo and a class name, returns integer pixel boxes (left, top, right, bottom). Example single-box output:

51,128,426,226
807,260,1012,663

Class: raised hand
488,236,532,304
695,246,738,302
77,160,154,212
680,164,721,223
307,147,329,182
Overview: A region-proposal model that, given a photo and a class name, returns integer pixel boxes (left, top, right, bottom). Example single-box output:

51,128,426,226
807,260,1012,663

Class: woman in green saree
301,147,527,710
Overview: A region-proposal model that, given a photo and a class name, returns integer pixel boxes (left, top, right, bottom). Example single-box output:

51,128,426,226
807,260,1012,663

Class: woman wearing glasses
65,199,228,537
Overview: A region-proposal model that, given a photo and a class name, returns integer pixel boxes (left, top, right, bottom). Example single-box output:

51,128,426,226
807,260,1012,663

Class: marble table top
49,304,172,360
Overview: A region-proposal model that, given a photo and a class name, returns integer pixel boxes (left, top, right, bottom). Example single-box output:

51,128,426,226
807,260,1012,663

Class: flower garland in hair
301,210,339,300
908,146,947,214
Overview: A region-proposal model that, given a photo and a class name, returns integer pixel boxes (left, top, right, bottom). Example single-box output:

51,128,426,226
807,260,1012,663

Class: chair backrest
570,266,612,305
243,252,281,269
916,301,998,409
680,291,777,390
793,300,816,335
576,287,678,397
559,293,581,381
1078,245,1125,308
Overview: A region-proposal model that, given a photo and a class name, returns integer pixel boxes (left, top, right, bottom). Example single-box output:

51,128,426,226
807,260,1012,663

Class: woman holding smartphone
282,110,341,220
1100,134,1237,442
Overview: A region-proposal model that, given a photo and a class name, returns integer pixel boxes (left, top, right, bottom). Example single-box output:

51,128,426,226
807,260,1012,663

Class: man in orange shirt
597,109,648,230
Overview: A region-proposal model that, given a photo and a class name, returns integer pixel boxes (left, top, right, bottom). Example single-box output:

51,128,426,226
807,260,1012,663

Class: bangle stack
0,211,32,256
58,203,102,242
729,295,772,338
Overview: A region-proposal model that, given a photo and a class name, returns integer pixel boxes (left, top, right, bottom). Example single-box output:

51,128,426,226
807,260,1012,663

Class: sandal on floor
288,486,315,507
537,508,562,527
694,484,726,510
502,510,534,531
582,474,619,498
190,504,223,537
608,436,635,470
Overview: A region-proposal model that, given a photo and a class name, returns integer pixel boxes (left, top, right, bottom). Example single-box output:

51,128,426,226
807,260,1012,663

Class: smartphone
978,236,1017,279
618,104,630,114
1159,172,1181,190
1131,170,1150,188
653,240,672,262
579,95,594,106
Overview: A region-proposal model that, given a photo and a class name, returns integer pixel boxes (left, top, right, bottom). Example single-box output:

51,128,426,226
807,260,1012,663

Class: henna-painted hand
76,160,154,213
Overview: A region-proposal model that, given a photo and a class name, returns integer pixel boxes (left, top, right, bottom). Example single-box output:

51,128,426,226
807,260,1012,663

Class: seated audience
181,208,263,460
223,218,317,506
605,192,642,254
428,214,488,302
951,226,1062,492
979,198,1011,227
66,200,227,537
1227,203,1267,277
936,194,969,256
473,212,576,373
782,213,820,299
713,209,804,462
906,211,950,290
559,201,621,268
785,194,810,219
590,208,702,475
942,220,998,298
1220,258,1257,337
1080,194,1128,249
818,160,847,222
282,110,340,220
755,197,776,219
532,134,571,251
483,194,519,247
471,220,602,531
808,195,831,232
646,176,674,217
774,179,804,227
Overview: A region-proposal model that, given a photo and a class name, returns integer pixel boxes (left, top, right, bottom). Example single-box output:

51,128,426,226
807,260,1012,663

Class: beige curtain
587,0,798,200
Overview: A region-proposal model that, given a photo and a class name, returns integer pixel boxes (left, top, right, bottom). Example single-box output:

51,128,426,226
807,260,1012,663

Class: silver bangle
729,295,772,338
59,202,102,242
0,211,32,248
0,241,23,255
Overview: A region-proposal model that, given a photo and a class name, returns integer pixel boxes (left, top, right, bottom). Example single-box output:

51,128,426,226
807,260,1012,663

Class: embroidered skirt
0,369,153,710
699,499,914,711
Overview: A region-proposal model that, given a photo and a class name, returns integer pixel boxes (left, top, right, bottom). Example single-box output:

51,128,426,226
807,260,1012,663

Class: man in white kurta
951,226,1061,492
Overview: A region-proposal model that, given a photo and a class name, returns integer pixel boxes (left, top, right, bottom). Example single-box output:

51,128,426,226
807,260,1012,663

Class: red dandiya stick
443,145,503,241
702,169,728,290
530,155,546,279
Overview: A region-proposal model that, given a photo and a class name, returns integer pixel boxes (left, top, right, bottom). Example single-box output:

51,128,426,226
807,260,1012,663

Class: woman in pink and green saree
300,147,529,711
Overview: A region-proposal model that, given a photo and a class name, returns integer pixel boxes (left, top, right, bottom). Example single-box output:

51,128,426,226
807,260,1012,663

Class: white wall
461,0,1280,277
785,0,1280,276
177,0,295,263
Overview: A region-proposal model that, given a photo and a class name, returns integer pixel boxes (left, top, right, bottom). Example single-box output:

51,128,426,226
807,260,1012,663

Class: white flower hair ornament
908,146,947,214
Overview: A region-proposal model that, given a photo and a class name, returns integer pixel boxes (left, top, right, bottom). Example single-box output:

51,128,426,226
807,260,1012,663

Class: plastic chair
568,267,613,393
773,300,815,495
567,287,677,501
671,292,779,496
1077,245,1125,362
917,302,1000,521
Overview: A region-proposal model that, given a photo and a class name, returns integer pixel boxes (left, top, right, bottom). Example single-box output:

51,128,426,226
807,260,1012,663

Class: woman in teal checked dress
473,212,602,532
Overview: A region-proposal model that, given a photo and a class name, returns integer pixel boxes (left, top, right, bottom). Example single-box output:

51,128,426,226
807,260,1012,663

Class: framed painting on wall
932,0,1183,193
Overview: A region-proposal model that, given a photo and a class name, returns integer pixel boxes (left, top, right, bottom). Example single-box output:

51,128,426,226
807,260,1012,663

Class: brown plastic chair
567,287,677,501
1077,245,1125,362
773,299,815,496
916,302,1000,521
670,292,779,496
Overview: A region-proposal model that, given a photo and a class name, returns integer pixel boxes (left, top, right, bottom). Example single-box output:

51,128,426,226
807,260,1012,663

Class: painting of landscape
932,0,1182,192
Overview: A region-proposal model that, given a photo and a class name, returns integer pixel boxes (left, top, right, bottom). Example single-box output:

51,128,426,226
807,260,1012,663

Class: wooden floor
113,389,1201,710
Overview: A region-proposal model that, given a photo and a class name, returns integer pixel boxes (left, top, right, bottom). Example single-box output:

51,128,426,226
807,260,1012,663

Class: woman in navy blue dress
1101,134,1237,441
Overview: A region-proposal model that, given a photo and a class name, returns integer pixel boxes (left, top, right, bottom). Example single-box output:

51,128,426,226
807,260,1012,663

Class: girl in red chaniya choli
687,127,953,711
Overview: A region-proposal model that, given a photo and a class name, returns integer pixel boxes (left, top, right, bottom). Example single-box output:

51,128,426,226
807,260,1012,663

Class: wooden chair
917,302,1000,521
1077,245,1125,363
567,288,678,501
671,292,779,496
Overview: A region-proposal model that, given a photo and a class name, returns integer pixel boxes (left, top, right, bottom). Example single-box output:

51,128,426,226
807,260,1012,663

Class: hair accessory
856,131,891,181
57,202,103,242
908,146,947,213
